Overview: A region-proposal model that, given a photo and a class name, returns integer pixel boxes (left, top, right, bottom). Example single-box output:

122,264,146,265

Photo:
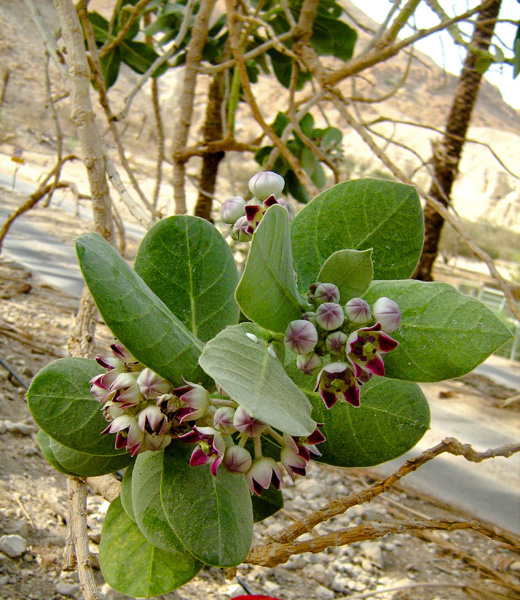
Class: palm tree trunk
413,0,502,280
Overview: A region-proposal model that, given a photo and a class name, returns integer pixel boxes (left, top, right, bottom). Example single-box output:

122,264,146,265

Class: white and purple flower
346,323,399,378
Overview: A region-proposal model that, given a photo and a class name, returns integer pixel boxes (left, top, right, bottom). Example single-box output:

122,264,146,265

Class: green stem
227,66,241,134
253,435,263,458
267,426,284,445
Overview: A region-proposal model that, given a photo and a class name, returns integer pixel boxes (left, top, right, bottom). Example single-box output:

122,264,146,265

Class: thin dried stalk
172,0,216,214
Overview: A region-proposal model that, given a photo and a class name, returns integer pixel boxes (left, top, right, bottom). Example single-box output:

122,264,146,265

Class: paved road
1,174,519,534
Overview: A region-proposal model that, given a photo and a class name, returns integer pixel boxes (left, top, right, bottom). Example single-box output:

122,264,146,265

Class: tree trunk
194,73,225,221
413,0,502,281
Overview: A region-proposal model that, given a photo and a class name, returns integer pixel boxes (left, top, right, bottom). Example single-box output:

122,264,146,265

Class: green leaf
132,451,190,553
120,40,168,77
100,47,121,89
235,205,305,334
76,233,205,387
514,25,520,78
252,485,284,522
134,216,239,343
199,323,315,436
291,179,424,292
48,436,132,477
363,280,513,381
161,442,253,567
268,49,311,89
286,170,311,203
311,16,357,61
36,431,77,476
120,463,135,522
100,497,201,597
272,111,290,137
317,249,374,302
28,358,124,456
311,160,326,189
307,377,430,467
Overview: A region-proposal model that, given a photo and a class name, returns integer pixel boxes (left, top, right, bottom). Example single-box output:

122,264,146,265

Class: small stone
2,420,36,435
0,535,27,558
360,541,384,569
263,580,281,594
6,519,29,539
314,583,335,599
331,574,349,593
0,575,9,586
55,582,81,597
510,561,520,572
225,583,248,598
304,563,333,587
297,478,324,499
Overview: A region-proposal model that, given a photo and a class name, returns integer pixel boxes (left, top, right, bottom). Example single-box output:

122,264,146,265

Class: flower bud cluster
284,286,401,409
220,171,295,242
91,341,326,495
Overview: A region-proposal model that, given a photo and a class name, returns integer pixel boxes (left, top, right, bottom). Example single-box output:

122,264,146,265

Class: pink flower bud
296,352,323,376
344,298,371,324
233,406,267,437
231,216,252,242
372,297,401,333
223,445,253,474
325,331,347,354
314,283,340,305
213,406,237,434
315,302,344,331
248,171,285,201
284,320,319,355
220,196,246,224
277,198,296,221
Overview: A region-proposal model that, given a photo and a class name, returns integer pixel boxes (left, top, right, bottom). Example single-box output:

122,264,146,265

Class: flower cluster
91,342,325,495
285,287,401,409
220,171,295,241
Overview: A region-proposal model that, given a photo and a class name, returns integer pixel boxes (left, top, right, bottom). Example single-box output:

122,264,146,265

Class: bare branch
172,0,217,214
98,0,154,59
43,53,64,207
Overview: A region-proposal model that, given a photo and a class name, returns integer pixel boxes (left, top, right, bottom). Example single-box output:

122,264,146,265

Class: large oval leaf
235,205,305,334
307,378,430,467
134,216,239,342
252,485,284,523
76,233,205,386
364,280,513,381
100,497,202,598
120,463,136,523
161,442,253,568
291,179,424,291
199,323,315,437
48,436,132,477
132,451,191,553
28,358,124,456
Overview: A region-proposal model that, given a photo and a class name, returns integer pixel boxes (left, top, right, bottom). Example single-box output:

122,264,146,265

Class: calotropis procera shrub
27,174,512,597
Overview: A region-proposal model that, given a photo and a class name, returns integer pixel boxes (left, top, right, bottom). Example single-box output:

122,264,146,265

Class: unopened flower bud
233,406,267,437
315,302,344,331
344,298,371,324
136,368,171,399
231,216,252,242
248,171,285,201
220,196,246,224
213,406,236,434
314,283,340,305
277,198,296,221
284,319,318,355
296,352,323,376
223,445,253,474
325,331,347,354
372,297,401,333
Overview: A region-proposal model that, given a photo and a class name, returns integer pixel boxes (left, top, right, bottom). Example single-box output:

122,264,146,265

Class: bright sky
349,0,520,109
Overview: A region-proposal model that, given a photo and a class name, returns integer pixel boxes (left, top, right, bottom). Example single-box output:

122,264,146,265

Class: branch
246,518,520,568
117,0,197,121
172,0,217,214
225,0,319,196
98,0,154,59
43,53,64,207
266,437,520,546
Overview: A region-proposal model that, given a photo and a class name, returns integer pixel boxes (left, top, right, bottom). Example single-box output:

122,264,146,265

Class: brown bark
414,0,502,280
194,74,225,221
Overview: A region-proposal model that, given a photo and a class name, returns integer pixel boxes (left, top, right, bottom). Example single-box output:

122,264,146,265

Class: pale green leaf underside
199,323,315,436
48,436,132,477
134,216,240,343
76,233,205,387
364,280,513,381
120,463,136,522
36,431,77,476
317,248,374,302
291,179,424,292
161,443,253,568
235,205,304,333
100,497,201,598
132,451,188,553
28,358,122,456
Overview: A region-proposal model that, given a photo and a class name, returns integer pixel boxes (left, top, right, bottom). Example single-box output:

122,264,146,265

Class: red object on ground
233,597,282,600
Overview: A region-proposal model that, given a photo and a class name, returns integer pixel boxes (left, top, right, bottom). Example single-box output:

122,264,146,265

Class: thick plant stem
414,0,502,280
172,0,216,214
194,74,225,221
